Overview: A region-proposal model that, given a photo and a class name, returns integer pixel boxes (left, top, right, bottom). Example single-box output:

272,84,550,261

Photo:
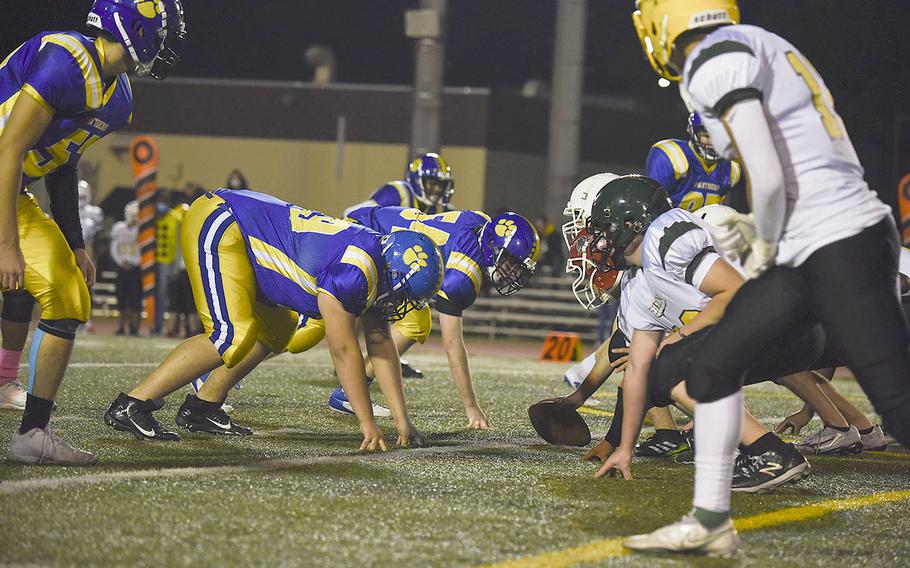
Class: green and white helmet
586,175,672,270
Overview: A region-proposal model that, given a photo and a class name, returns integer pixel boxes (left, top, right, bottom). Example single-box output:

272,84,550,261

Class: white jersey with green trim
616,209,721,336
900,247,910,298
681,24,890,267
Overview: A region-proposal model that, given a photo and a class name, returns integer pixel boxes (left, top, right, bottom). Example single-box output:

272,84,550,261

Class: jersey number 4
289,207,348,235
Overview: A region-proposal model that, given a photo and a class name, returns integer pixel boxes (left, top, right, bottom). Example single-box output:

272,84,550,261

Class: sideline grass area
1,335,908,567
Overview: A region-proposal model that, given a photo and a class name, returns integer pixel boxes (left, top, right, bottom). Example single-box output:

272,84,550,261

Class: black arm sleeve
434,296,464,317
45,165,85,250
603,387,624,446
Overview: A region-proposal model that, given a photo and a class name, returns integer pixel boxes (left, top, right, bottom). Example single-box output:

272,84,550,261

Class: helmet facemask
687,119,719,163
374,266,430,321
566,228,620,310
489,249,536,296
418,175,454,208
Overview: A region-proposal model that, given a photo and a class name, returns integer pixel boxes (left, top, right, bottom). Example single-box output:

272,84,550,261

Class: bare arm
318,293,386,451
439,312,491,429
362,312,425,447
0,90,54,289
595,329,662,480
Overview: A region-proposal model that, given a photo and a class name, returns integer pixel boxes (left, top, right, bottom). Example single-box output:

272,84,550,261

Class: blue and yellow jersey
646,138,742,211
344,180,447,217
1,32,133,186
216,190,384,319
347,205,489,315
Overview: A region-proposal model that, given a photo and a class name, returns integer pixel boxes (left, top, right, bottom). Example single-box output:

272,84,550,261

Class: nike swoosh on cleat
131,419,157,438
205,417,233,430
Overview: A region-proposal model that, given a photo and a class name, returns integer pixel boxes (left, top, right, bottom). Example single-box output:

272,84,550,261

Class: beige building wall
83,132,487,217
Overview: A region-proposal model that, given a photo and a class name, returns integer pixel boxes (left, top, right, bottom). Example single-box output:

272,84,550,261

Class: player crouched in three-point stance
104,189,443,451
624,0,910,556
328,205,540,429
0,0,185,465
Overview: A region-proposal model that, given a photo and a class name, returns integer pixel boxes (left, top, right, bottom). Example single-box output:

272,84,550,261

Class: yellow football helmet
632,0,740,81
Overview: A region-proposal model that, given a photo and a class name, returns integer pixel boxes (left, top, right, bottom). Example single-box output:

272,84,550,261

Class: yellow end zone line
480,489,910,568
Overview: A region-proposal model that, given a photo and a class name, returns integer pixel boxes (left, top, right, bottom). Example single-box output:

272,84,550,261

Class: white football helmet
562,173,619,249
563,173,621,310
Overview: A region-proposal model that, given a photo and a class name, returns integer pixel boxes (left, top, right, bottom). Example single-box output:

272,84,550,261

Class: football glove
743,238,777,278
713,212,756,263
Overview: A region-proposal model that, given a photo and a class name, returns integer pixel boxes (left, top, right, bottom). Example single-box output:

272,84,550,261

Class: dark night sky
5,1,910,183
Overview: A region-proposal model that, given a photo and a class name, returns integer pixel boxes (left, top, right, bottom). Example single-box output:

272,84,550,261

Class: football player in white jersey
625,0,910,556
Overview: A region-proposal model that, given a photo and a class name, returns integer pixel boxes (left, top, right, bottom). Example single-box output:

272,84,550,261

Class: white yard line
0,441,525,495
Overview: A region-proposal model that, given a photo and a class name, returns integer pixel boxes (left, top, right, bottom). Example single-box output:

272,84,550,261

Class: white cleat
796,425,863,455
0,380,27,410
7,426,97,466
624,512,740,557
860,425,888,451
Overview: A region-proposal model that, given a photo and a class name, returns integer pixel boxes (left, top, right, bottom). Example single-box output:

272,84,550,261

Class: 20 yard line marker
481,490,910,568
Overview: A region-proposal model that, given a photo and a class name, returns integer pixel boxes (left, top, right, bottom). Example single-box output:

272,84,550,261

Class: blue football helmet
686,112,719,163
406,153,454,208
374,231,444,321
87,0,186,80
479,213,540,296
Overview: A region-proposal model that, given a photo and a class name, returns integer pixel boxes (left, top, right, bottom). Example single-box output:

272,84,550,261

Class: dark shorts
116,267,142,311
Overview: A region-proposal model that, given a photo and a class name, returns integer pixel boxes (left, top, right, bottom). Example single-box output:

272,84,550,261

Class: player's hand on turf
359,420,388,452
465,406,493,430
610,347,630,373
0,242,25,290
582,439,615,462
775,408,813,436
395,418,427,448
73,248,96,287
594,446,633,480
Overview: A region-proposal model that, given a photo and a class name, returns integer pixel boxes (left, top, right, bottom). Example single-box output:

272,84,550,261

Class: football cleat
796,425,863,455
0,380,27,410
328,385,391,418
175,395,251,436
732,445,810,493
7,426,97,466
860,425,888,452
400,359,424,379
104,392,180,441
624,511,739,557
635,429,690,458
672,430,696,464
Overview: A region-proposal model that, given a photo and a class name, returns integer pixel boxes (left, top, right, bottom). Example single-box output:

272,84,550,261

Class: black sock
188,394,222,412
742,432,791,456
20,394,54,434
858,426,874,435
827,424,850,432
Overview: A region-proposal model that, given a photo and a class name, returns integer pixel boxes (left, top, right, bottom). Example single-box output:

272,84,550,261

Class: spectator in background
226,169,248,190
110,201,142,336
534,216,565,278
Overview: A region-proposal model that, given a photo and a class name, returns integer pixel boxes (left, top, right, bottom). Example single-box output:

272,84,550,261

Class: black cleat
175,394,252,435
635,429,690,457
400,359,423,379
672,430,696,464
732,445,810,493
104,392,180,441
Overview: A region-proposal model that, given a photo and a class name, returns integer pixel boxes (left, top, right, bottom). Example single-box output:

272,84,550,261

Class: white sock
564,352,597,387
693,389,743,513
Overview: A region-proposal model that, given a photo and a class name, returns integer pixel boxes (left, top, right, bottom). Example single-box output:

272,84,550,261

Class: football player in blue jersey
0,0,186,465
646,113,743,212
326,205,540,429
343,153,455,217
104,189,443,451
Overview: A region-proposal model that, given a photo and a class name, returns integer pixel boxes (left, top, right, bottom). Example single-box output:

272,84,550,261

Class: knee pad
1,290,36,323
37,318,81,340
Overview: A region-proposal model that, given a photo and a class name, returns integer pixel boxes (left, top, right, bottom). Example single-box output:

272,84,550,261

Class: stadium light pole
545,0,588,223
406,0,447,157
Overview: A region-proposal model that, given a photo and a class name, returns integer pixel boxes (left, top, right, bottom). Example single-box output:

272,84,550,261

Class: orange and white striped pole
129,135,160,331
